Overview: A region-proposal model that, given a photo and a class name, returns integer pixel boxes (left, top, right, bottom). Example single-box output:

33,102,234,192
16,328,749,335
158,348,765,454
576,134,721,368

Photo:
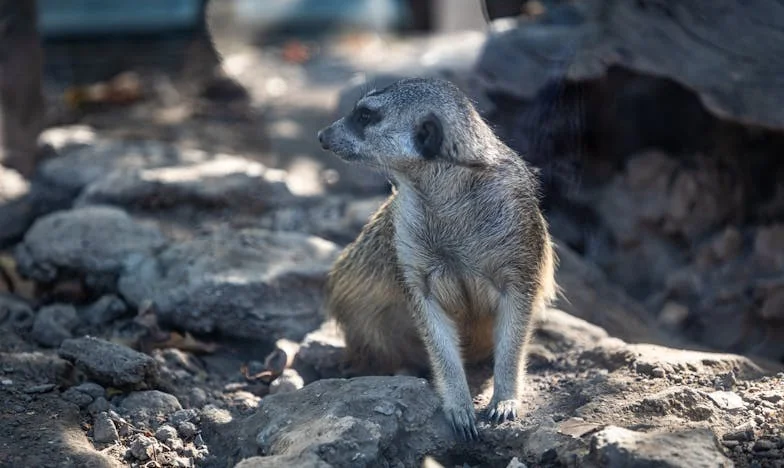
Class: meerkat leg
412,294,479,441
486,288,537,423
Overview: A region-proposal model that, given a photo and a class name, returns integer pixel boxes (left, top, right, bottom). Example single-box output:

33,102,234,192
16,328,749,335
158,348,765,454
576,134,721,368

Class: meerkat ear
415,113,443,160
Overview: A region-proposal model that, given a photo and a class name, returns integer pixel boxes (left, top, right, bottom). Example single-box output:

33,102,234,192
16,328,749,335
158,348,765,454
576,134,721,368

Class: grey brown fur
317,77,557,441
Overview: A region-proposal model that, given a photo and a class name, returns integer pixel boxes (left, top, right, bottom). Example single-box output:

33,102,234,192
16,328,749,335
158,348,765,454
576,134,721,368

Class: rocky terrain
2,2,784,467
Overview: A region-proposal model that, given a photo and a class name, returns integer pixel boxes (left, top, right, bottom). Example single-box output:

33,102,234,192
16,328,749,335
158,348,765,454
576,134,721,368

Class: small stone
121,390,182,426
23,383,55,394
74,382,106,399
173,457,194,468
61,387,94,408
31,305,79,348
723,423,755,441
87,397,110,415
760,392,782,404
1,379,12,386
754,440,777,451
93,412,120,444
651,367,666,378
178,421,198,439
170,409,199,426
82,294,127,325
506,457,528,468
129,434,158,461
708,391,746,410
58,337,159,388
155,424,178,443
722,440,739,448
193,434,206,448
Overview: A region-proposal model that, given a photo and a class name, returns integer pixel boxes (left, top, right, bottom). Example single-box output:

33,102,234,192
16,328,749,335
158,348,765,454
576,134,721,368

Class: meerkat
317,77,557,441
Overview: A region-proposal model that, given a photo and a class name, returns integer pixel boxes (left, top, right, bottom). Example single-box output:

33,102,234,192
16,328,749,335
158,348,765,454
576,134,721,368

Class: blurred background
1,1,783,466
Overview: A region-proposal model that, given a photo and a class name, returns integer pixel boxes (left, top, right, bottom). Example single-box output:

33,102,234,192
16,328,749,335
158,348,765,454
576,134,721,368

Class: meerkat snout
317,128,330,150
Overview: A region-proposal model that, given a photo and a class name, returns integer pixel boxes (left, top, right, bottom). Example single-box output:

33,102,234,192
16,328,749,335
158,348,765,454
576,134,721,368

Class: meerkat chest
392,190,518,284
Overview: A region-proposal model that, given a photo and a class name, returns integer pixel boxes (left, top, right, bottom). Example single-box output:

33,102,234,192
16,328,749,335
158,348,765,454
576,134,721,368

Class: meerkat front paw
485,398,519,423
443,400,479,442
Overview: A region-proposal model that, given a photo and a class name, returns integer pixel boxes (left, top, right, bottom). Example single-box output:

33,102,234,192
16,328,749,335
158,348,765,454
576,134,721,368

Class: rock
87,397,110,415
37,133,212,194
723,423,756,442
269,369,305,395
93,412,120,444
177,421,198,439
31,304,79,348
505,457,528,468
61,387,95,408
233,376,451,466
155,424,179,443
76,154,297,213
120,390,182,427
14,206,167,285
118,228,340,341
73,382,106,399
81,295,127,325
234,453,333,468
170,409,199,427
589,426,732,467
0,294,35,331
707,391,746,410
129,434,159,461
58,336,159,388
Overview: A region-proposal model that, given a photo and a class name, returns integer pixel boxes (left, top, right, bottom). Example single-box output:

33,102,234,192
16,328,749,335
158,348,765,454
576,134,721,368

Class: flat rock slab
589,426,733,468
38,129,212,193
75,154,298,213
58,336,160,389
14,205,167,284
118,228,340,341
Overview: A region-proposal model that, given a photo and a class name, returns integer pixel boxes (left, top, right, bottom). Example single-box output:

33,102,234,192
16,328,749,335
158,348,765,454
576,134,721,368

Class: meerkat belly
428,267,499,362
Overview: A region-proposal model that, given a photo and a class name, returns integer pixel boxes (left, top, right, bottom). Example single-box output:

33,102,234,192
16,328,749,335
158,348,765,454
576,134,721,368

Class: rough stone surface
37,132,212,193
118,228,340,341
121,391,183,428
31,304,79,348
58,336,159,388
14,206,167,285
75,154,298,213
80,295,128,326
92,411,120,444
589,426,733,468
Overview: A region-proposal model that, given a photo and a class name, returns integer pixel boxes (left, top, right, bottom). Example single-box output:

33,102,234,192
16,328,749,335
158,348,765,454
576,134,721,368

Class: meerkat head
317,77,488,172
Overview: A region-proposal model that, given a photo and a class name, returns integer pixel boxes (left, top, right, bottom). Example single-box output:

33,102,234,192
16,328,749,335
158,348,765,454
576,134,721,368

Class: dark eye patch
347,105,382,138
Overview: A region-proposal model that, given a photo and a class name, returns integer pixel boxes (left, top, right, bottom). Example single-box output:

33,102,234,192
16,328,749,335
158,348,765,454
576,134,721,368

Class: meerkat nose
317,129,329,150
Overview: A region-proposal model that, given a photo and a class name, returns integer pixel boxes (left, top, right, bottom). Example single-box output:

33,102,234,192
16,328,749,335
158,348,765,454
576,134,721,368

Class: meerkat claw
445,406,479,442
486,399,519,423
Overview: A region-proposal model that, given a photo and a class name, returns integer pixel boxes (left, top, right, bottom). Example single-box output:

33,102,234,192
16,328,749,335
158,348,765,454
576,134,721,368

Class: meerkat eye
352,106,378,128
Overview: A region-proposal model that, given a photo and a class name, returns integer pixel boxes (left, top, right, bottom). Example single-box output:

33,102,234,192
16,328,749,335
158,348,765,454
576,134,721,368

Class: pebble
31,304,79,348
82,294,127,325
708,391,746,410
87,397,110,415
73,382,106,399
723,422,756,442
155,424,178,443
93,412,120,444
753,440,777,452
170,409,199,426
129,434,159,461
650,367,666,379
178,421,198,439
61,387,94,408
23,384,55,394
